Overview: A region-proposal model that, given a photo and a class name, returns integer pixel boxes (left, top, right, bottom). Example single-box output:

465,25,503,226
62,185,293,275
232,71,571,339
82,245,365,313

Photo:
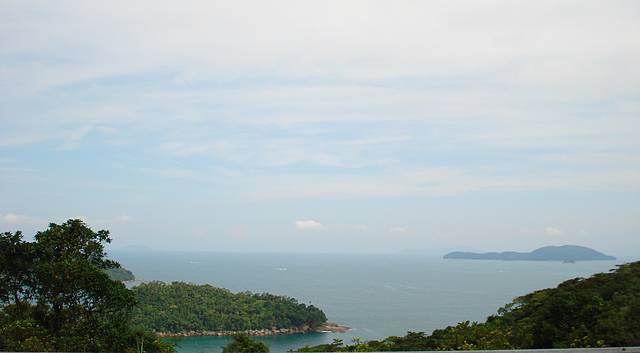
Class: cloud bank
1,1,639,253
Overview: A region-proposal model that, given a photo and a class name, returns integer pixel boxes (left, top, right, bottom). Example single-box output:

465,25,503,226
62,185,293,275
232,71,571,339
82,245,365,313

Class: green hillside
297,261,640,351
131,281,327,333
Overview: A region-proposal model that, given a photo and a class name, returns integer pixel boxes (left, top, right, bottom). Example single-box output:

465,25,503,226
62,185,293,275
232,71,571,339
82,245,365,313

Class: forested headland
0,220,329,352
131,281,328,335
296,261,640,351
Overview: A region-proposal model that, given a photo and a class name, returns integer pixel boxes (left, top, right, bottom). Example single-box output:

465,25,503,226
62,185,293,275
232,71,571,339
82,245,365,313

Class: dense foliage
106,266,136,281
0,220,173,352
222,334,270,353
297,261,640,351
131,281,327,333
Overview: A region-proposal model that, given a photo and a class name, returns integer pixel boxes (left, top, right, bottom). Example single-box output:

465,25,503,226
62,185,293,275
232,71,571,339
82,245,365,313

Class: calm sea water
111,251,627,353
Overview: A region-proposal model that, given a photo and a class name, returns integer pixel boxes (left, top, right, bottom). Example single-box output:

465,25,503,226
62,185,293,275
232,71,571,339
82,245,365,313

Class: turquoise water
112,251,628,353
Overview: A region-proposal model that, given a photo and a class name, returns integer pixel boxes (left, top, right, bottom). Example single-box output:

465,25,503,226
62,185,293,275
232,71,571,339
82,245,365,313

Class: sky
1,1,639,256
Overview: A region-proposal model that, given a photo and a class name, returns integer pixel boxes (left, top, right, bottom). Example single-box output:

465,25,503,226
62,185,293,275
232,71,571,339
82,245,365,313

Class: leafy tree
0,231,35,305
222,334,269,353
0,220,174,353
29,220,136,350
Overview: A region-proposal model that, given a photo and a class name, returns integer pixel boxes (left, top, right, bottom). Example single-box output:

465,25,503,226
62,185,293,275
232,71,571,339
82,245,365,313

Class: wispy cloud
0,213,42,227
139,167,195,179
1,213,21,224
248,167,640,200
0,136,45,147
1,1,639,252
114,215,133,224
295,220,324,231
339,136,412,146
540,152,640,166
389,226,409,234
544,226,563,236
60,126,94,150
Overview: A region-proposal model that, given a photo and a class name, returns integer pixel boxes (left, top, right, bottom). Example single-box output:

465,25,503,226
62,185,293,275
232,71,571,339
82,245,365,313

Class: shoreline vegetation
295,261,640,351
156,322,350,337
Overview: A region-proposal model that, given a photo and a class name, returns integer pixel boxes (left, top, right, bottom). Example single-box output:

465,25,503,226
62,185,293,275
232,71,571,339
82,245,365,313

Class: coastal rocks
316,322,350,333
156,323,350,337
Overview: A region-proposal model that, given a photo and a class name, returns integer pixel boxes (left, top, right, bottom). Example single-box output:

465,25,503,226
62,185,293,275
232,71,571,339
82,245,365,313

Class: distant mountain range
444,245,616,261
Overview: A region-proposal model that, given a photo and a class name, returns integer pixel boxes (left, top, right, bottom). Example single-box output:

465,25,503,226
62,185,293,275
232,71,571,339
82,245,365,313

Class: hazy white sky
1,1,639,256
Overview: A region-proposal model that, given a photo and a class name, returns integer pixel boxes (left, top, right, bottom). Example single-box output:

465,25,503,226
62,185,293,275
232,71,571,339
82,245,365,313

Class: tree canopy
222,334,270,353
0,220,173,352
131,281,327,333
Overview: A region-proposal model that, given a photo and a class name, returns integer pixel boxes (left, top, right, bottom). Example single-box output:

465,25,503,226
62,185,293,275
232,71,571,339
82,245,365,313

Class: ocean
110,251,626,353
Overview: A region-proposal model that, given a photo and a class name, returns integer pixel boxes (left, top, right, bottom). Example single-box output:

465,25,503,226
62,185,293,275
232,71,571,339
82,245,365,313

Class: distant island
444,245,615,262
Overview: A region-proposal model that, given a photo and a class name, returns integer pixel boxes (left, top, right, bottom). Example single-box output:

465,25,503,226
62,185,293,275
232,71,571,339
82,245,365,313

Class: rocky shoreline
156,322,350,338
